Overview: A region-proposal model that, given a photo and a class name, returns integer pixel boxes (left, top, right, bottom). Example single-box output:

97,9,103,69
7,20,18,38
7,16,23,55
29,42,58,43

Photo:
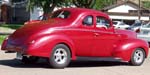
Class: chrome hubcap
54,48,67,64
133,50,144,64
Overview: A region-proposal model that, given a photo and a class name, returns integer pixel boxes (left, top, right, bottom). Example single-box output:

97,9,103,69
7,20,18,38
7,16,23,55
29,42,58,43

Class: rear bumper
1,39,51,58
1,39,27,54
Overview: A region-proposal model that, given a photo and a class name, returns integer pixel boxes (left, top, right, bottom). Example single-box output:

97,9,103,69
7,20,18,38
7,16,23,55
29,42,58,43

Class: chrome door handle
94,33,100,36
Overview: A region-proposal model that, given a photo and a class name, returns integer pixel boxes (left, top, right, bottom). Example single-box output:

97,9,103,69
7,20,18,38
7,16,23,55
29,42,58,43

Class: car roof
60,8,109,17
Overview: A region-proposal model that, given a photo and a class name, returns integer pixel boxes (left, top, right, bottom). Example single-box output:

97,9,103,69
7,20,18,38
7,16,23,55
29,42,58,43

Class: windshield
51,10,71,19
142,23,150,28
132,23,142,27
119,22,125,25
113,22,117,25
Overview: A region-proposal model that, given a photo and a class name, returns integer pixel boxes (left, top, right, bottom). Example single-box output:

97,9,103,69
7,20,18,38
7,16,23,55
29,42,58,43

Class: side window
82,15,93,26
51,10,70,19
96,16,110,28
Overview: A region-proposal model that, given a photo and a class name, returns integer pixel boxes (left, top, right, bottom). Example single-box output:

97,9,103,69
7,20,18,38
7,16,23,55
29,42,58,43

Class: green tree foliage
27,0,70,15
93,0,117,10
26,0,117,17
72,0,96,8
26,0,72,19
72,0,117,10
142,1,150,9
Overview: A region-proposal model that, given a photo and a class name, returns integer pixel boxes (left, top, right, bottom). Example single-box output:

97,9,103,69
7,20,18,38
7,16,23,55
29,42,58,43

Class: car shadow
0,58,50,68
0,58,129,69
69,60,128,68
68,57,129,68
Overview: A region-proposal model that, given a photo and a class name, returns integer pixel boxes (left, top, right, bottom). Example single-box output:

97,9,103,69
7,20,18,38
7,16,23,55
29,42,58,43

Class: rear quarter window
51,10,71,19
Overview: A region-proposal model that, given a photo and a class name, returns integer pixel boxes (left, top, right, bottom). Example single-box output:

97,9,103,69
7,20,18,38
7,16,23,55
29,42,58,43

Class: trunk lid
8,19,68,45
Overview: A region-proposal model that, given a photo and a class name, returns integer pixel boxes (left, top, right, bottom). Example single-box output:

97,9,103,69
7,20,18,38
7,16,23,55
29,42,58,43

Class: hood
8,18,70,45
115,29,137,39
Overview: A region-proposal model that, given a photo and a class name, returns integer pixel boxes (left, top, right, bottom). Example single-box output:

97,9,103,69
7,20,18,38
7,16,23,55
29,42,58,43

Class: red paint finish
1,8,149,62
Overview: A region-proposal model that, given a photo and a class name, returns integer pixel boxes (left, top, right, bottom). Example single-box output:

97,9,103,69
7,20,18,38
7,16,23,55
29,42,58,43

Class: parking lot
0,50,150,75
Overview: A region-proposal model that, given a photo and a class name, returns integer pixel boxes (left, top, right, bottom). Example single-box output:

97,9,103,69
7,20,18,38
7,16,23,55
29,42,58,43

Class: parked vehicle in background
1,8,149,68
113,21,130,30
138,22,150,42
127,22,142,33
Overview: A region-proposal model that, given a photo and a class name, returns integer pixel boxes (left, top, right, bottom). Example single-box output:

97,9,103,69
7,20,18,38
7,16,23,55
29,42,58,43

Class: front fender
113,39,149,61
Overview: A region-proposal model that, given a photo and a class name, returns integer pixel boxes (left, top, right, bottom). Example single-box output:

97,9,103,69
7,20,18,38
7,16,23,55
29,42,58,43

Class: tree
27,0,70,19
27,0,117,19
72,0,96,8
93,0,117,10
142,1,150,9
72,0,117,10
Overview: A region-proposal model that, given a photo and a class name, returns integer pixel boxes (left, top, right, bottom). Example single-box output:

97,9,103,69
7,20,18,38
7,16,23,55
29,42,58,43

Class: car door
92,16,119,57
74,15,95,56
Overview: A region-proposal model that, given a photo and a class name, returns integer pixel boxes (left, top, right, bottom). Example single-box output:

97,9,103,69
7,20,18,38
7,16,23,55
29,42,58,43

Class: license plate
16,52,23,60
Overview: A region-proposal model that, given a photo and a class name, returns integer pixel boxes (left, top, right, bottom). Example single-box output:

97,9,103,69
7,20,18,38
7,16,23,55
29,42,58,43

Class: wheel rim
133,49,144,64
54,48,67,64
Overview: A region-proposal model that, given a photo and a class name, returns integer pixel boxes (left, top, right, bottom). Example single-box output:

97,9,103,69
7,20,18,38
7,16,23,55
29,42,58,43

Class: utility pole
138,0,141,20
149,9,150,21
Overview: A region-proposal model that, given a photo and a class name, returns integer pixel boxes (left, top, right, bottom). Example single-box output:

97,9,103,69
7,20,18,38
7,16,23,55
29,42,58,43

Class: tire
48,44,71,68
21,56,39,64
129,48,145,66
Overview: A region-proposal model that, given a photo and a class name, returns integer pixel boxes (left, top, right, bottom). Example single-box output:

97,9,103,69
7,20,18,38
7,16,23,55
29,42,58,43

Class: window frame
51,10,71,19
96,16,111,28
82,15,94,27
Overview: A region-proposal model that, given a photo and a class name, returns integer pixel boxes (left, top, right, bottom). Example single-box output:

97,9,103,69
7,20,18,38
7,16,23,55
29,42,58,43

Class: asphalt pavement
0,49,150,75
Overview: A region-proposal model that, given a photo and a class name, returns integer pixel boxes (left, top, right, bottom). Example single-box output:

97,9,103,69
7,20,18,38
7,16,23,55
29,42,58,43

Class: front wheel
130,48,145,66
48,44,71,68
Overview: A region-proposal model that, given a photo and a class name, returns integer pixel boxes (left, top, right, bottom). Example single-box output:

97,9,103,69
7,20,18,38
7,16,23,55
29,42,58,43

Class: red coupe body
1,8,149,68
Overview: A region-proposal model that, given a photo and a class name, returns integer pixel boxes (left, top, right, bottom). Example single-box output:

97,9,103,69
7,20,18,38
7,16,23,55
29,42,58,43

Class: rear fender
113,39,149,61
41,35,76,60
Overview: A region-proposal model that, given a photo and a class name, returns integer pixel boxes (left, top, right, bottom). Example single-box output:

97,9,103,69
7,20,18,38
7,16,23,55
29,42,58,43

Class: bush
0,35,7,45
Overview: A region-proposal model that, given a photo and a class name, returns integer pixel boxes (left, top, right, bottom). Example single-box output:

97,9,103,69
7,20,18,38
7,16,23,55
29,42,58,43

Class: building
0,0,30,24
128,0,150,4
102,1,150,25
11,0,30,23
117,0,150,6
0,0,149,24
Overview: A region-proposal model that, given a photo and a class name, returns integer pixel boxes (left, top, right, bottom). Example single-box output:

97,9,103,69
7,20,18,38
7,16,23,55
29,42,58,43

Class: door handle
94,33,100,36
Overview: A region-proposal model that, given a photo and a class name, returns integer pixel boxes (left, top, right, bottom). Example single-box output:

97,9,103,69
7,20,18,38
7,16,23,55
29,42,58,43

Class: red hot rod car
1,8,149,68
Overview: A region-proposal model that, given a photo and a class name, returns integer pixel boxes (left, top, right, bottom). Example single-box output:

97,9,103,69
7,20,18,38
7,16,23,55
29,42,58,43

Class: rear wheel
130,48,145,66
48,44,71,68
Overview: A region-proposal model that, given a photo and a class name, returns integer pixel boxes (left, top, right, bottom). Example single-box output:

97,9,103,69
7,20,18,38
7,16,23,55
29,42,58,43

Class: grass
0,24,23,45
0,24,23,29
0,35,7,45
